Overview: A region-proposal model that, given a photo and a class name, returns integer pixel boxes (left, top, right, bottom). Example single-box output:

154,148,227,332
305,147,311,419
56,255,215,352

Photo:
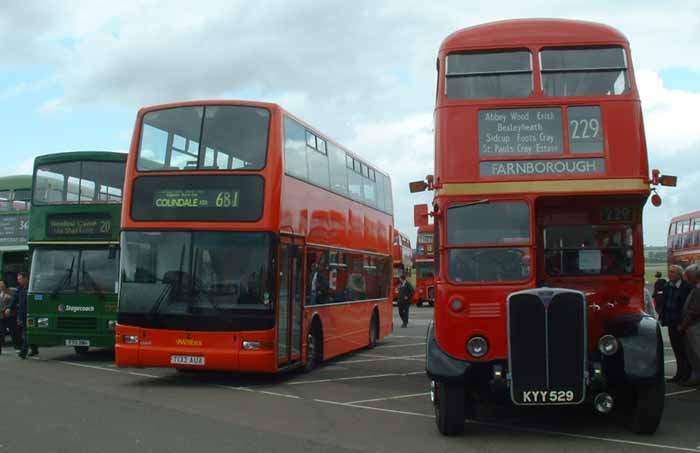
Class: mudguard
425,321,470,380
605,314,662,381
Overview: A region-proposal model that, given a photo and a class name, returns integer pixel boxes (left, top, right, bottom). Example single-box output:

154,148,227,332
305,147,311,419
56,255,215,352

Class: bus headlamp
242,341,261,350
123,335,139,344
598,335,619,356
467,336,489,358
450,298,464,312
37,318,49,328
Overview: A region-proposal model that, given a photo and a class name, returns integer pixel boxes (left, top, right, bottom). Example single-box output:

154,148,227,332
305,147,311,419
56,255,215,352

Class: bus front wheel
624,378,665,434
433,380,465,436
304,327,320,372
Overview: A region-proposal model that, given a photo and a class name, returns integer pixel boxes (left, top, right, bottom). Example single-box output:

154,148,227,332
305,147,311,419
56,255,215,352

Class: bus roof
670,211,700,223
0,175,32,192
440,19,628,52
135,100,390,182
34,151,127,166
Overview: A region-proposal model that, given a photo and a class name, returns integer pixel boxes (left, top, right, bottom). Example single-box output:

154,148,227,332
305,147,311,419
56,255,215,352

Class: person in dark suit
660,265,693,383
652,271,667,311
9,272,38,359
397,274,415,328
679,264,700,387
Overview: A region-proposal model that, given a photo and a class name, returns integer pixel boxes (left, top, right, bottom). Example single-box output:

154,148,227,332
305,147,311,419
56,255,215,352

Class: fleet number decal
522,390,575,403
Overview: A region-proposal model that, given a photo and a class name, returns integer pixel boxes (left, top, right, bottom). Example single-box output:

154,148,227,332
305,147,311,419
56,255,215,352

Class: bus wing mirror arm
414,204,429,227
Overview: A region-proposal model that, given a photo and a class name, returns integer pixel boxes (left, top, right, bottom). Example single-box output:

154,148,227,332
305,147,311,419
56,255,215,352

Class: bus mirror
409,180,428,193
414,204,429,227
659,175,677,187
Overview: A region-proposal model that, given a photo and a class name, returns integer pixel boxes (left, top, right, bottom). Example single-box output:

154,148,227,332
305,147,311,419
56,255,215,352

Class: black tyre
368,314,379,349
434,380,465,435
417,300,424,308
624,377,665,434
304,327,320,372
74,346,90,355
429,300,434,307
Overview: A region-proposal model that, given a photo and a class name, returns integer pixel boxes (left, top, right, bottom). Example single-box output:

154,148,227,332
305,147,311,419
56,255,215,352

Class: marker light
242,341,261,350
467,336,489,358
123,335,139,344
450,298,464,312
598,335,619,356
27,318,35,327
37,318,49,328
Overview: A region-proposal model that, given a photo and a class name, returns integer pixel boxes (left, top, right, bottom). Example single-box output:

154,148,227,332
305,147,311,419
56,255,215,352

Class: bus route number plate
170,355,205,366
65,339,90,347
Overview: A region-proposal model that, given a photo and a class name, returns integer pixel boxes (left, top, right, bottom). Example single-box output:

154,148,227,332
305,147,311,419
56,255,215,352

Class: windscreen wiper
81,260,104,299
149,243,186,315
447,199,490,210
51,256,75,298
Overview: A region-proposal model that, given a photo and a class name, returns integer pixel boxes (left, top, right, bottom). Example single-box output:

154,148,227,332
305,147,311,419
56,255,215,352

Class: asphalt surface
1,307,698,453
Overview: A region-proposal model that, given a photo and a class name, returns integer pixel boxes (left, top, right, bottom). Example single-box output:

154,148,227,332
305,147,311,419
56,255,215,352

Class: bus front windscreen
29,248,118,295
118,231,274,331
447,201,531,282
137,105,270,171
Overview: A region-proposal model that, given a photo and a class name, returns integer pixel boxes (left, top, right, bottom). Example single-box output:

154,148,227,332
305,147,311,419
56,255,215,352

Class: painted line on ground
377,342,425,349
314,399,434,418
213,384,299,399
57,361,122,373
344,392,430,405
289,370,423,385
128,371,162,379
388,335,425,339
665,388,698,397
339,354,425,364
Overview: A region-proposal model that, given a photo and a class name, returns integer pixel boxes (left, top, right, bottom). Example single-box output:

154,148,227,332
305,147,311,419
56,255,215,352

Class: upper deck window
446,50,533,100
541,47,630,97
33,160,125,205
138,105,270,171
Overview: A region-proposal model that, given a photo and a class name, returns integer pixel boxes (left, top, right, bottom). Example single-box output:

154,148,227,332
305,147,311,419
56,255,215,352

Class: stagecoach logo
57,304,95,313
480,158,606,177
176,337,203,347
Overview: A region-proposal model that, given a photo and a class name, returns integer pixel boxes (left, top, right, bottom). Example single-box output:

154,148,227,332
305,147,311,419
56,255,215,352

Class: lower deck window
544,225,634,275
448,248,530,282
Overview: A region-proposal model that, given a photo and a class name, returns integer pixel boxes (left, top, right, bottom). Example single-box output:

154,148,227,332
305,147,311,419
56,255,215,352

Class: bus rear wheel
304,327,320,373
433,380,465,436
368,313,379,349
74,346,89,355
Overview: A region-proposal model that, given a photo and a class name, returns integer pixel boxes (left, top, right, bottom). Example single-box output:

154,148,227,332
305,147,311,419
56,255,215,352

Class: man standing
397,274,414,328
652,271,667,312
9,271,38,359
679,264,700,387
659,265,693,383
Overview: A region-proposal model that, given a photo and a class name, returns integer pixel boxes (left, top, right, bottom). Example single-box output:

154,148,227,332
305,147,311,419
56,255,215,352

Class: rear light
123,335,139,344
467,336,489,358
449,298,464,312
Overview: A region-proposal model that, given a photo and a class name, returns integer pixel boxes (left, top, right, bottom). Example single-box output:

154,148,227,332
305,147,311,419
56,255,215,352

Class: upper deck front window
541,47,630,97
446,50,533,100
33,160,125,205
138,105,270,172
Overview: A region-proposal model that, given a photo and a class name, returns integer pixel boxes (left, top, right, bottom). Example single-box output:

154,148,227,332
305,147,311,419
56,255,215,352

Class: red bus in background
415,225,435,307
116,100,394,373
392,229,414,302
411,19,675,436
667,211,700,268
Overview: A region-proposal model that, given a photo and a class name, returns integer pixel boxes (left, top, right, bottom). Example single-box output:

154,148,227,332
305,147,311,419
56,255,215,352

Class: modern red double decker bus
415,224,435,307
667,211,700,268
116,100,394,373
411,19,675,435
392,229,413,302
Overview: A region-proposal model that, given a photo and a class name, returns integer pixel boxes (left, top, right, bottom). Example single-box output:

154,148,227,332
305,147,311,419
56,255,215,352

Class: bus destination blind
131,175,264,222
47,213,113,238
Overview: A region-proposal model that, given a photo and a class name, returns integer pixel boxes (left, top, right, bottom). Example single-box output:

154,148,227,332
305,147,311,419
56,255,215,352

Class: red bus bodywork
415,225,435,306
420,19,667,435
667,211,700,267
392,228,414,302
116,100,394,373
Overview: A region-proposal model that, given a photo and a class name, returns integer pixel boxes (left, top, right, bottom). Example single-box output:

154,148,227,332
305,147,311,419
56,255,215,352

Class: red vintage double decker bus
415,224,436,307
411,19,675,435
116,100,394,373
667,211,700,268
392,228,413,302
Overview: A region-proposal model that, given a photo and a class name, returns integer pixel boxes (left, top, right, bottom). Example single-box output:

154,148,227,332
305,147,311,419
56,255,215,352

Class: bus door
277,237,304,366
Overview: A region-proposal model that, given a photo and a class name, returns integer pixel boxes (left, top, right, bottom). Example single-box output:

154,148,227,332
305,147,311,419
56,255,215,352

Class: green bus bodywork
27,151,126,353
0,175,32,287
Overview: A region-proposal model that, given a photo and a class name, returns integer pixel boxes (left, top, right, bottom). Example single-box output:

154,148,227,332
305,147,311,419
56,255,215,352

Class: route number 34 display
522,390,575,403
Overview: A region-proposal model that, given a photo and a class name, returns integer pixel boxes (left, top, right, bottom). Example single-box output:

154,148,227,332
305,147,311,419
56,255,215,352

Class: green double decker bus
0,175,32,287
26,152,126,354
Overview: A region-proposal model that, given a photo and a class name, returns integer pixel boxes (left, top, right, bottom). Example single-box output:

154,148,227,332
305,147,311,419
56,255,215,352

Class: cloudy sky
1,1,699,246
